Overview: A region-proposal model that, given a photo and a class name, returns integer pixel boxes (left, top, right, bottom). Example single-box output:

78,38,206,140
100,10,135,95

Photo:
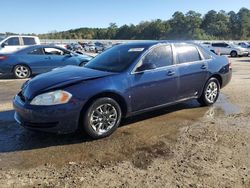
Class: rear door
129,45,178,112
174,44,209,100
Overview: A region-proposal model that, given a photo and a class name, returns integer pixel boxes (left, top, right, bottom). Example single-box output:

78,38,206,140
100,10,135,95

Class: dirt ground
0,57,250,188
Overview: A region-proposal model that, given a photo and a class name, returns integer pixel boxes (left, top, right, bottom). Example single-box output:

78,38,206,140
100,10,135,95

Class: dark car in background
13,42,232,138
0,45,93,79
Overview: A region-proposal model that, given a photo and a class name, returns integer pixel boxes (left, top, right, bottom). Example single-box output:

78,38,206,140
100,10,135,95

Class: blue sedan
13,41,232,138
0,45,93,79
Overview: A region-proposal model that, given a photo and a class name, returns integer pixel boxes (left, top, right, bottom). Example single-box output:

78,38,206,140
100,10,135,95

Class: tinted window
175,44,201,63
23,37,36,45
5,37,20,46
142,45,173,68
198,46,212,59
28,48,44,55
85,44,147,72
212,43,229,47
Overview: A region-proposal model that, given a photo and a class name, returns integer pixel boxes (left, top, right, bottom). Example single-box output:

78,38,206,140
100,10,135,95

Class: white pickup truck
0,35,40,53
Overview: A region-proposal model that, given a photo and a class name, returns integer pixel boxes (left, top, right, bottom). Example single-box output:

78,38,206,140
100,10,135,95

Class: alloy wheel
15,65,30,78
205,81,218,103
90,103,118,135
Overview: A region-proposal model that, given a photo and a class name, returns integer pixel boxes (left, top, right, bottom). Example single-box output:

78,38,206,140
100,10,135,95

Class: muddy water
0,92,240,171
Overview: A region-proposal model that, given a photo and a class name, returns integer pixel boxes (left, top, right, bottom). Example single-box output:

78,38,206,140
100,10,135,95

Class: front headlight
30,90,72,106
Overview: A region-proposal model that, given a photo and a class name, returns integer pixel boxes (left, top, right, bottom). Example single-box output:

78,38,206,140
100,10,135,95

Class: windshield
0,35,6,42
85,44,147,72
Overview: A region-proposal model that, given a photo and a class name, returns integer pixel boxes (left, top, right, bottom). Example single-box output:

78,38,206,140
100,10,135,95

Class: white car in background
84,43,96,52
207,42,249,57
0,35,40,53
238,42,250,54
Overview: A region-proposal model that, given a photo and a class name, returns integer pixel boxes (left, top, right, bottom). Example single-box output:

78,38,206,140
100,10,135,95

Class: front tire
198,78,220,106
82,97,122,139
14,65,31,79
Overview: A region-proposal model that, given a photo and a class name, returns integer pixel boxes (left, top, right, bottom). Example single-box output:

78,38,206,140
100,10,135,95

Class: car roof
5,35,38,38
14,45,66,54
119,40,201,48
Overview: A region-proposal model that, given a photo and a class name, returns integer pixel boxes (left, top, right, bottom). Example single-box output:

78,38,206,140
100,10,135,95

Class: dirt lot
0,57,250,188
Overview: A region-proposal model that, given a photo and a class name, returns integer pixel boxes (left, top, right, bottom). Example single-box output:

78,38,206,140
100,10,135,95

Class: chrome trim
130,96,198,116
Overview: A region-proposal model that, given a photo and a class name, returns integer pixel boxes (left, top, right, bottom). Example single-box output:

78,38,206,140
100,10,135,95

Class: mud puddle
204,93,241,119
0,93,240,171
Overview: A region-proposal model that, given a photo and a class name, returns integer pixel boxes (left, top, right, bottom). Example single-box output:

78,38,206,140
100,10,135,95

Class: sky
0,0,249,34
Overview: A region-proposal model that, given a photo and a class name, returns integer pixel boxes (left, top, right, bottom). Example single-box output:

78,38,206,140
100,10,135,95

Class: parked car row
201,42,249,57
66,41,113,53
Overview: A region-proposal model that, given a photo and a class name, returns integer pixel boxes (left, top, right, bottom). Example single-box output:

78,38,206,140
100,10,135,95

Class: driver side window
141,45,173,70
44,47,64,56
4,37,20,46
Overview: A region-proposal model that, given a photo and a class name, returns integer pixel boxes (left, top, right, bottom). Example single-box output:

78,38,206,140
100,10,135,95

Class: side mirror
1,43,6,48
136,63,156,72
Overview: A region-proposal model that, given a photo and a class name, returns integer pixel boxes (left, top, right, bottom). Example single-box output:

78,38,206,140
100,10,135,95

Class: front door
1,37,21,53
129,45,178,112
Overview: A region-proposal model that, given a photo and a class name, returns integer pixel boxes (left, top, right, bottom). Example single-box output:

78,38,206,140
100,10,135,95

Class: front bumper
238,51,249,56
13,94,82,134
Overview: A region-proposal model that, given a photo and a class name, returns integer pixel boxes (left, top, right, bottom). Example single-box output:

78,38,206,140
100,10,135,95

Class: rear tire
82,97,122,139
230,51,238,57
198,77,220,106
13,65,31,79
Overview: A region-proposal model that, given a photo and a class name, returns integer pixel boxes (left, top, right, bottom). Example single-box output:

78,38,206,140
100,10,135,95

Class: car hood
22,66,115,100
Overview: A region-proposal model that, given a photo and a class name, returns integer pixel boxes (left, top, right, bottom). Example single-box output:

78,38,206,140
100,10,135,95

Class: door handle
45,57,51,60
201,64,207,69
167,70,175,76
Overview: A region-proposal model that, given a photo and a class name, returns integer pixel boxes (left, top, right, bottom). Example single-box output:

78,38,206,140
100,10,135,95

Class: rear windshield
85,44,148,72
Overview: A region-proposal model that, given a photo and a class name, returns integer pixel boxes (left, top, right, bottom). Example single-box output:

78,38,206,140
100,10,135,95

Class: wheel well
81,92,128,118
230,50,237,54
210,74,222,88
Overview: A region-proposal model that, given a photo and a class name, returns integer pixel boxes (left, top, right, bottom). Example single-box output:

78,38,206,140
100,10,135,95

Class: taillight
0,55,8,61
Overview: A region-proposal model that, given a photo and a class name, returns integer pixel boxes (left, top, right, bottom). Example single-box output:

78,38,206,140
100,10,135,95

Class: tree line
29,8,250,40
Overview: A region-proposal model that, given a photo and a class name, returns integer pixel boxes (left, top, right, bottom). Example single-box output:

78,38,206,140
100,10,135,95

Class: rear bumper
13,94,82,134
221,69,232,88
0,65,12,76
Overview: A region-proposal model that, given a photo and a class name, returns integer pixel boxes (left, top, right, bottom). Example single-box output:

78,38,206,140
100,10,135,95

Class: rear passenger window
175,45,201,64
28,48,44,55
23,37,36,45
5,37,20,46
142,45,173,68
198,46,212,59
